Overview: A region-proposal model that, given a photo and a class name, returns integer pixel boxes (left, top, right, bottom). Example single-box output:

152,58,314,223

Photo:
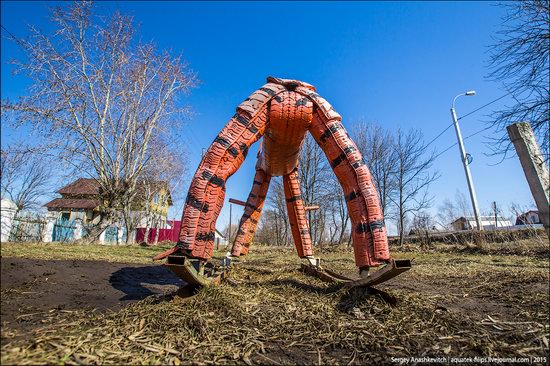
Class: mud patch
1,257,183,330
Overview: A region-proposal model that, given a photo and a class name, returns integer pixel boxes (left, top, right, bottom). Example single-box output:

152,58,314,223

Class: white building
451,216,513,231
1,199,18,242
215,229,228,248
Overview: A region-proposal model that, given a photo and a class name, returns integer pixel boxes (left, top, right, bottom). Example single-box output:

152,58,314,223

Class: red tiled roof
45,198,100,210
54,177,173,205
58,178,100,196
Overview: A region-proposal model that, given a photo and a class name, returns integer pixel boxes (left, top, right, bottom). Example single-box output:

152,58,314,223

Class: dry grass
396,238,550,258
0,242,172,264
1,242,549,365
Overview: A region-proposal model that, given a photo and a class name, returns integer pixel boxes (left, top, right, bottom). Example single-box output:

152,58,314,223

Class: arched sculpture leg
178,83,287,260
283,168,314,258
230,168,271,257
157,77,410,290
297,88,390,268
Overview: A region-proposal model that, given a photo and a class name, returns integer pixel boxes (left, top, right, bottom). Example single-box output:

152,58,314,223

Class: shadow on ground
109,265,184,301
1,258,187,332
265,277,397,313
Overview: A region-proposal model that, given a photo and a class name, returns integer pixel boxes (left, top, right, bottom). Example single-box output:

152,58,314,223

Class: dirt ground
1,257,183,332
1,242,549,365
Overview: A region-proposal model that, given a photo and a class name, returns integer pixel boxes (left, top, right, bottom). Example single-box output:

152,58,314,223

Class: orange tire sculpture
156,77,405,284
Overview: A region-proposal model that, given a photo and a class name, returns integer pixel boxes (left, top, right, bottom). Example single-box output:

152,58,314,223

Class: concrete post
99,229,106,244
73,219,83,241
507,122,550,236
117,225,124,245
42,213,57,242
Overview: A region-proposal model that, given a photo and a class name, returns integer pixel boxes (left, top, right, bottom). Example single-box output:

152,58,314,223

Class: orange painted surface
175,77,390,268
259,91,313,176
231,168,270,257
283,167,313,257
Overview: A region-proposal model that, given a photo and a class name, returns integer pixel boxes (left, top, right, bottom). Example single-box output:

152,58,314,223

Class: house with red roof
45,178,173,229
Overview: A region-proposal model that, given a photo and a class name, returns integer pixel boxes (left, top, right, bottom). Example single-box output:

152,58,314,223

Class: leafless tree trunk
298,135,331,245
154,219,161,244
391,129,440,245
326,174,349,244
488,0,549,161
269,177,290,246
2,1,196,241
353,122,398,218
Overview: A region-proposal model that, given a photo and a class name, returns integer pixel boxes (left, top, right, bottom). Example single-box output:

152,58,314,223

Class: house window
61,212,70,221
153,193,159,204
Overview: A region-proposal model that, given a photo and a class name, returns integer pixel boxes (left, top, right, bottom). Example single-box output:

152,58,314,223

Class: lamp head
465,90,476,96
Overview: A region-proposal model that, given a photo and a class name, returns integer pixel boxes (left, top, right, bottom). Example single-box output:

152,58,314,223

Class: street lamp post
451,91,483,231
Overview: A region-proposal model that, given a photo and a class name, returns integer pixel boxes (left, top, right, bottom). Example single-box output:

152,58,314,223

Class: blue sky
1,1,537,233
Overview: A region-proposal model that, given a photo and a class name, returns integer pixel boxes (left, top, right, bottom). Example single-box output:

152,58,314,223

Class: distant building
44,178,172,228
515,210,542,225
215,228,228,248
44,178,102,223
451,216,513,231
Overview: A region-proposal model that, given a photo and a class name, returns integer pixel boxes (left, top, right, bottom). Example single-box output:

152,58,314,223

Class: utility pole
229,203,232,247
451,91,483,231
507,122,550,236
492,201,498,229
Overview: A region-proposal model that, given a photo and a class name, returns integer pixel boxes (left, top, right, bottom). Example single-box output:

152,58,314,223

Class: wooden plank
304,205,320,211
228,198,246,206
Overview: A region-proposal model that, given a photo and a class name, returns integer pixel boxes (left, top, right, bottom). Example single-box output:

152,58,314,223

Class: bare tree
268,177,291,246
436,190,472,230
391,129,440,245
353,122,398,217
123,140,186,244
298,134,332,245
410,211,436,248
410,211,435,233
325,174,349,245
2,1,196,239
222,222,240,244
0,147,51,211
488,0,549,160
437,198,458,230
257,135,348,247
255,209,279,245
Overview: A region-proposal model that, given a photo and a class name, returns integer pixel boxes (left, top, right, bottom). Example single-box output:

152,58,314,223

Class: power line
180,127,204,158
424,90,513,149
437,142,458,159
457,91,513,121
464,125,492,140
1,24,16,38
425,123,454,148
1,24,30,52
435,125,493,159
